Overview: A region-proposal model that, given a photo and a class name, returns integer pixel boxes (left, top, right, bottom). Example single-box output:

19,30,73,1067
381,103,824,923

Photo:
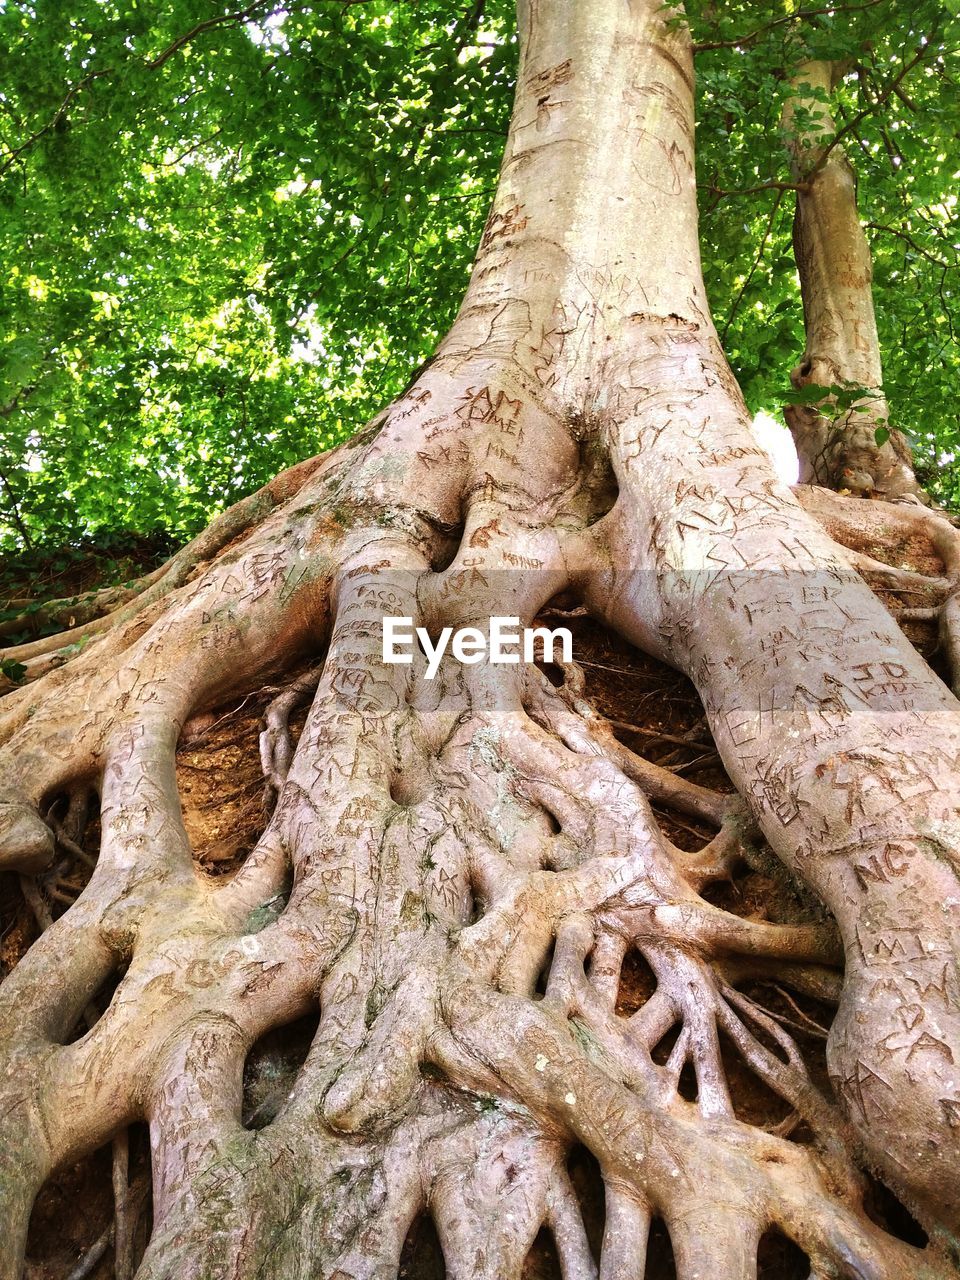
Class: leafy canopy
1,0,958,550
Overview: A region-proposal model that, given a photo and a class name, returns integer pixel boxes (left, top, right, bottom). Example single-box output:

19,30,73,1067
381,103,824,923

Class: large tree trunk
782,60,922,499
2,2,960,1276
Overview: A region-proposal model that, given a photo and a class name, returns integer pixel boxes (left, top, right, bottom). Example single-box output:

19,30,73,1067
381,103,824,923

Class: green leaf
0,659,27,684
784,384,833,406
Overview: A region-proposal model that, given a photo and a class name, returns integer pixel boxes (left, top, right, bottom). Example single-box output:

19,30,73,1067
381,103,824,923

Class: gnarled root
796,482,960,694
3,134,960,1280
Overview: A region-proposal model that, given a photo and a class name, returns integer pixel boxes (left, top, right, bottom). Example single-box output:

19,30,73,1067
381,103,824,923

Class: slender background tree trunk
782,59,922,498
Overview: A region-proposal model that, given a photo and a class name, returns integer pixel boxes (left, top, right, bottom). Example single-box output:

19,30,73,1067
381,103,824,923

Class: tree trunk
2,2,960,1277
782,60,922,499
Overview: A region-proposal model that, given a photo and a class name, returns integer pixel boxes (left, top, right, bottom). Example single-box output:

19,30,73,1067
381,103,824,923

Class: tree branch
0,71,111,177
0,1,289,175
146,0,285,70
806,37,936,178
720,189,785,342
0,466,32,550
693,0,889,52
701,179,809,203
865,220,955,269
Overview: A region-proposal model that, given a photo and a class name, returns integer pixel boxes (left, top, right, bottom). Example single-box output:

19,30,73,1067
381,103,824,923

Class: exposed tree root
2,1,960,1276
798,484,960,692
1,412,957,1276
259,664,325,812
0,452,333,681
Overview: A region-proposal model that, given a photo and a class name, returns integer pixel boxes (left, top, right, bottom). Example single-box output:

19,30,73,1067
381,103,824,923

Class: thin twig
18,875,53,931
609,720,715,752
0,465,33,549
45,884,77,907
113,1130,133,1280
0,70,111,176
693,0,888,51
146,0,282,69
865,221,954,269
720,190,784,342
50,819,97,869
64,1222,113,1280
653,809,713,843
770,983,831,1037
807,38,935,179
702,180,808,205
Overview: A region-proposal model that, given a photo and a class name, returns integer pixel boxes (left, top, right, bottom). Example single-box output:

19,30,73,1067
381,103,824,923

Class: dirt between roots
21,1127,153,1280
3,613,932,1277
176,682,310,878
21,1145,114,1280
